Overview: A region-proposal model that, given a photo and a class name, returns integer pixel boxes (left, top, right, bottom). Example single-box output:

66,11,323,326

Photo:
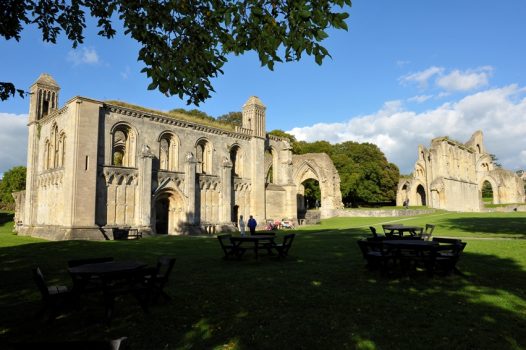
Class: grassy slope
0,212,525,349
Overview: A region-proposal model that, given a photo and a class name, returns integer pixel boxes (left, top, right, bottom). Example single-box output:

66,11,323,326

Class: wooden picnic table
383,224,422,237
68,260,148,320
230,235,276,259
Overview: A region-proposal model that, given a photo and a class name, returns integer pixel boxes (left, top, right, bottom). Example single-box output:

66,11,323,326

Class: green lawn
1,211,526,349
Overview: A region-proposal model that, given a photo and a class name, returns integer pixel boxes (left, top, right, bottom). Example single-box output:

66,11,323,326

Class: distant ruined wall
397,130,525,212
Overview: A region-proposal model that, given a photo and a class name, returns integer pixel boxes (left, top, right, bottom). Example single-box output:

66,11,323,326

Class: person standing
247,215,257,235
239,215,246,236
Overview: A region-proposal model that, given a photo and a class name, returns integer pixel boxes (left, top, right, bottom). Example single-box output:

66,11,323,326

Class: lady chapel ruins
13,74,343,240
13,74,525,240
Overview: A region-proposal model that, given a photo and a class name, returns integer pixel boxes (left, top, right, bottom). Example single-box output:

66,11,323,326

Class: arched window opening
43,139,50,170
416,185,427,206
58,133,66,167
264,149,277,183
195,140,211,174
158,133,178,171
112,126,136,167
230,145,242,177
160,138,169,170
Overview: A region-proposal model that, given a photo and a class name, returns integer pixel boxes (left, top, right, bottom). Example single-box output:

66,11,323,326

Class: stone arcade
397,131,525,211
13,74,343,240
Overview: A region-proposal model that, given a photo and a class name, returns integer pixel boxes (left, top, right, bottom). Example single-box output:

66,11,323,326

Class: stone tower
29,73,60,122
242,96,267,222
242,96,266,138
24,74,60,226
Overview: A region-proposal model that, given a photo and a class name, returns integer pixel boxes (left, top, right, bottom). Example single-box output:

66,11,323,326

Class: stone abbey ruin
13,74,343,240
12,75,524,240
397,131,525,211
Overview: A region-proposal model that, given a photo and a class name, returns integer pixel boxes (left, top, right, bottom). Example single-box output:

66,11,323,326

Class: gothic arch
110,122,138,167
152,187,187,235
229,143,244,178
479,175,500,204
195,138,213,174
292,154,343,216
158,131,180,171
263,146,280,184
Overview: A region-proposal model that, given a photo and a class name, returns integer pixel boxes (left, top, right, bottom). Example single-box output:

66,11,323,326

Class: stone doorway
481,180,494,205
153,190,185,235
155,198,169,234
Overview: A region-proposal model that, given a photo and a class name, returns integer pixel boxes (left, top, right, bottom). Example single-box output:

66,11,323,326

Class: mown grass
1,211,526,349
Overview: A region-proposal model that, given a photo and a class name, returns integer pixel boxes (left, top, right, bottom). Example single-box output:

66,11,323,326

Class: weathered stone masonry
14,74,343,240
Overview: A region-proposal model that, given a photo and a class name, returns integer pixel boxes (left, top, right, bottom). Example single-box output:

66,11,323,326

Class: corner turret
29,73,60,123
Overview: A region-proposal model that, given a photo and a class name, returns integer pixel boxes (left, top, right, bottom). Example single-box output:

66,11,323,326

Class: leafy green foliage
0,0,352,104
482,180,494,199
302,178,321,207
216,111,242,126
0,166,26,207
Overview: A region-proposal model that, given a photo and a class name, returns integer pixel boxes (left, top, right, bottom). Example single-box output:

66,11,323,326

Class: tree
0,0,351,104
490,154,502,168
0,166,26,208
217,111,242,126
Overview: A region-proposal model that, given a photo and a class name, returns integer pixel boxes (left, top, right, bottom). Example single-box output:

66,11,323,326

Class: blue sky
1,0,526,176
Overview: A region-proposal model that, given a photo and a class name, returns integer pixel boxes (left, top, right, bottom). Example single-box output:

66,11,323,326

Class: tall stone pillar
138,144,154,233
221,157,233,223
184,152,198,224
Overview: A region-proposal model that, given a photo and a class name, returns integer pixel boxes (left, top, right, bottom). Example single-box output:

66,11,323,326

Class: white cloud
0,113,28,174
437,67,493,92
400,66,444,88
408,95,432,103
121,65,131,79
288,85,526,174
67,47,100,66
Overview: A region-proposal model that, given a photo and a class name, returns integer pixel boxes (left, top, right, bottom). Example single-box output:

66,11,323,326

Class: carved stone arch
110,122,138,167
152,187,187,235
43,138,50,170
476,154,493,173
413,158,426,177
228,143,244,178
50,122,59,168
264,146,278,183
107,174,115,185
292,154,343,217
195,137,213,174
58,131,66,167
158,131,180,171
117,175,125,185
126,175,135,186
479,175,500,204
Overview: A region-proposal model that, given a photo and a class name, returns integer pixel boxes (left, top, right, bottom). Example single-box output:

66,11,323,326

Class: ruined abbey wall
397,131,525,212
15,74,343,240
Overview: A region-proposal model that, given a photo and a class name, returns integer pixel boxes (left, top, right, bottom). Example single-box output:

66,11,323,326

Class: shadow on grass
440,217,526,238
1,228,525,349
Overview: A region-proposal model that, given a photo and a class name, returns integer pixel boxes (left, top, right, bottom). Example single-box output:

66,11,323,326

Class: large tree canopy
0,166,26,209
0,0,351,104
